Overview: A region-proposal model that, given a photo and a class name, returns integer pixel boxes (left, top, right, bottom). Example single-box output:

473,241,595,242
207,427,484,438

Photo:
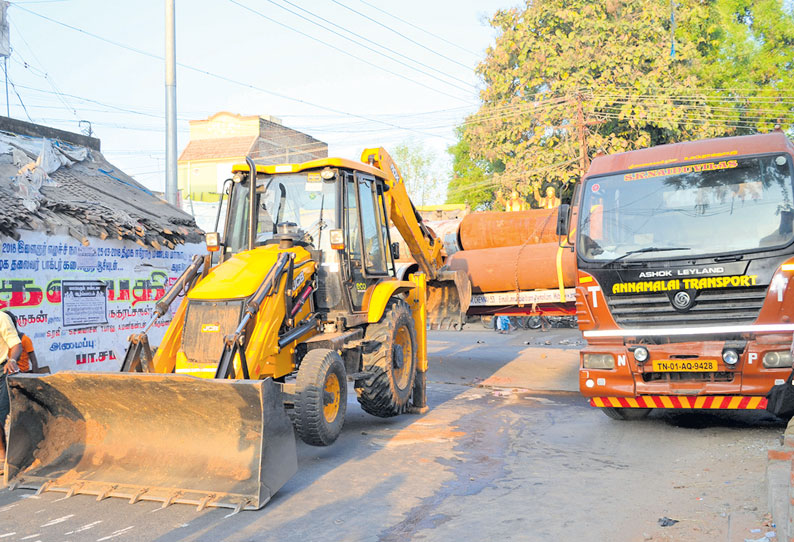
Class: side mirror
391,242,400,260
556,204,571,237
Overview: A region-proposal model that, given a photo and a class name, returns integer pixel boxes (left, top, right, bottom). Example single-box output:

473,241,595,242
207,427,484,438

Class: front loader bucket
426,268,472,330
4,372,297,512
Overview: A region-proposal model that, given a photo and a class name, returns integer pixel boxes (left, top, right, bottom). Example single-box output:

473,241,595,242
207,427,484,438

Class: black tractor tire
601,407,652,421
294,348,347,446
356,299,417,418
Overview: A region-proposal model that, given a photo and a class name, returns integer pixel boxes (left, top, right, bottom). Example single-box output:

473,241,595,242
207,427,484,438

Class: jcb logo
355,282,367,292
201,323,220,333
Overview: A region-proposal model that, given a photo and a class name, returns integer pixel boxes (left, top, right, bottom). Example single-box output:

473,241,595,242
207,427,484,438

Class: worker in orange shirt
0,310,22,471
7,313,38,372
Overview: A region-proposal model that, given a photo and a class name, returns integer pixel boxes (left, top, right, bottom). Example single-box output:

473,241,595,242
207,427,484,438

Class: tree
461,0,794,204
393,139,438,206
445,126,503,210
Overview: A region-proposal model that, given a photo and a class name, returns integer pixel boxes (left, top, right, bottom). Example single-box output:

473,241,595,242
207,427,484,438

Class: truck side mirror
391,242,400,260
556,204,571,237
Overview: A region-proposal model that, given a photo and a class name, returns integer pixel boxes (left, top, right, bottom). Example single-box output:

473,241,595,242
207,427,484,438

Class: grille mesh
606,286,768,328
181,300,244,364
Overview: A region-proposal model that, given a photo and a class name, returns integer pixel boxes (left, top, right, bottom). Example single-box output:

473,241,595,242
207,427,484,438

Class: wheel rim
323,372,341,423
393,325,413,390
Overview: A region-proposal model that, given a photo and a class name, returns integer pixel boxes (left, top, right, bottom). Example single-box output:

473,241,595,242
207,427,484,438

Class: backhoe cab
5,149,466,512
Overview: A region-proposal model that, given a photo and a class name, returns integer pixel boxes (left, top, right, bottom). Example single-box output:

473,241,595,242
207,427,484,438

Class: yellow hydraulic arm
361,147,471,330
360,147,444,279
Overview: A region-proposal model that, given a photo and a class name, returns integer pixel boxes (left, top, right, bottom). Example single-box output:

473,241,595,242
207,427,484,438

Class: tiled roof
178,136,257,162
0,133,202,248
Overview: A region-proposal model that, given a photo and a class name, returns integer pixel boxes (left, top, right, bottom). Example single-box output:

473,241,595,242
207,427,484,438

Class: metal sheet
5,372,297,511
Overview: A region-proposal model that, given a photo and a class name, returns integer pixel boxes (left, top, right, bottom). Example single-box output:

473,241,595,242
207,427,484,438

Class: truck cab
569,133,794,418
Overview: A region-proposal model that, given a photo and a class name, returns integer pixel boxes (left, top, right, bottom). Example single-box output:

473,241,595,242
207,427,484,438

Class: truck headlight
722,349,739,365
763,351,793,368
633,346,649,363
583,354,615,369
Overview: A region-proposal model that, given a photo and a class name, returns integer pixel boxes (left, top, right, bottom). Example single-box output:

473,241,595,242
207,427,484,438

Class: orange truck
556,132,794,419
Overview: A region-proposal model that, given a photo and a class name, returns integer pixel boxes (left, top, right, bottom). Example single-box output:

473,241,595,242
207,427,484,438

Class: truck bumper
590,395,768,409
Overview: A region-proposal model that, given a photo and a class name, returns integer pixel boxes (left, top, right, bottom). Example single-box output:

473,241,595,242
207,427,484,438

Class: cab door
344,173,392,310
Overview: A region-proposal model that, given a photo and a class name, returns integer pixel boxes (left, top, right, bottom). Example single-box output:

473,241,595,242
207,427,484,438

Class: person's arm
27,350,39,372
4,344,21,373
533,185,542,203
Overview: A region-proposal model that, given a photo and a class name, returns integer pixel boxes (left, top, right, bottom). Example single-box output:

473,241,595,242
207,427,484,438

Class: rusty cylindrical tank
445,242,576,293
458,208,558,251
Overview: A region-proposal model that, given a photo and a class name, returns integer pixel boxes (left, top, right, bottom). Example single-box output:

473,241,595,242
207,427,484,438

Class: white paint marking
0,503,18,513
41,514,75,527
617,354,627,367
0,533,16,539
587,285,601,308
749,352,758,365
96,526,134,541
64,520,102,535
19,495,41,500
20,534,41,540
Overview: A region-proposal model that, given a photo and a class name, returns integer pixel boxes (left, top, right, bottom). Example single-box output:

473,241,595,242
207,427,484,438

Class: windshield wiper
601,246,691,267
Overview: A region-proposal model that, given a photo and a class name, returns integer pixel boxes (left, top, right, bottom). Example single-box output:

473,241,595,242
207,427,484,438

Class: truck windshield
578,154,794,262
225,172,337,254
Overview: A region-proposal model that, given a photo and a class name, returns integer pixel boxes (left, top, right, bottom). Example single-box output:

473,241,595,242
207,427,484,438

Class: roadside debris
658,517,679,527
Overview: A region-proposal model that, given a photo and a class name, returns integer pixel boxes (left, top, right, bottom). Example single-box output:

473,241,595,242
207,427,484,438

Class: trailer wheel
356,299,417,418
294,348,347,446
601,407,651,421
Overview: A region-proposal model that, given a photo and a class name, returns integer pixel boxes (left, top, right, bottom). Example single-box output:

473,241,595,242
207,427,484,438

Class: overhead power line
229,0,474,100
329,0,474,72
357,0,481,59
12,4,454,139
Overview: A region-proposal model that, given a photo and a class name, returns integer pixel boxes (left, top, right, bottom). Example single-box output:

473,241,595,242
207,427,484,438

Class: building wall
1,231,203,373
188,113,261,140
177,113,327,201
178,160,236,202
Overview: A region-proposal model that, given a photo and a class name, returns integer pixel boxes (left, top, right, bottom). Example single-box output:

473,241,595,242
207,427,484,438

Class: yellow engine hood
189,245,312,300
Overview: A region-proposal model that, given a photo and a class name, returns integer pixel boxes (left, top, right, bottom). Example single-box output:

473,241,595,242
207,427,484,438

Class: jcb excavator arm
361,147,471,329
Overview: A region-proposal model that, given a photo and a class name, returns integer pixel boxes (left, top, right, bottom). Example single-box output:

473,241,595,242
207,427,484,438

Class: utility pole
164,0,178,206
575,93,590,178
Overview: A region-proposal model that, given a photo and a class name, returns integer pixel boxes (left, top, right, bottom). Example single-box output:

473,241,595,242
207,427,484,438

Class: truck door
345,173,391,310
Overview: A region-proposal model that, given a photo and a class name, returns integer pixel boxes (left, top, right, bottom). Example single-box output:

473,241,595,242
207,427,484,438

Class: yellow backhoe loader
3,148,470,513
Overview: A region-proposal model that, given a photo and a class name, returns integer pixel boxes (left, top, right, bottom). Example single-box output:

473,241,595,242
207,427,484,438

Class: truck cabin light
632,346,649,363
763,351,793,368
329,229,345,250
583,353,615,370
205,232,220,252
320,167,337,180
722,349,740,365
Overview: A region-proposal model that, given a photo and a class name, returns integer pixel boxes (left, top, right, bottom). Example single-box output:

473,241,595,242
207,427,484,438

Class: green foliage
445,126,503,210
393,139,438,206
459,0,794,202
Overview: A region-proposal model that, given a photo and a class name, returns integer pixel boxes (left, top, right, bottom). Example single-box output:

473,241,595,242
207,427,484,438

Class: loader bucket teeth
426,268,472,330
4,372,297,511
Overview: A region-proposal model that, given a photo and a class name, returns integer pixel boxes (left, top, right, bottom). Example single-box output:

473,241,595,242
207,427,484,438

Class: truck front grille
181,300,244,364
641,371,735,383
606,286,768,328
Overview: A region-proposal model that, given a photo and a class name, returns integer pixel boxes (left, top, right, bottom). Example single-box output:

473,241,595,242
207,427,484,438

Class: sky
3,0,515,196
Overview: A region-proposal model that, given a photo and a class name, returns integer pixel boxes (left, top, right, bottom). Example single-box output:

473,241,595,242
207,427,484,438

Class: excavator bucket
426,268,472,330
4,372,297,512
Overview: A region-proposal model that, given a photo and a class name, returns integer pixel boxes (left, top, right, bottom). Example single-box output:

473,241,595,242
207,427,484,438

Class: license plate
652,360,718,372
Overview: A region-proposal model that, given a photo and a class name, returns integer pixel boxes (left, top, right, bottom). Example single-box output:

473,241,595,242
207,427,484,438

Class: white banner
1,232,203,372
470,288,576,307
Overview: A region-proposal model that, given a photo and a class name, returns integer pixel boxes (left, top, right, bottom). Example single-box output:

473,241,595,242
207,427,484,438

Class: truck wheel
294,348,347,446
357,299,417,418
601,407,651,421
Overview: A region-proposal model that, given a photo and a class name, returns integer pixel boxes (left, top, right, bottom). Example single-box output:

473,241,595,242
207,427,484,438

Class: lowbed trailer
557,132,794,419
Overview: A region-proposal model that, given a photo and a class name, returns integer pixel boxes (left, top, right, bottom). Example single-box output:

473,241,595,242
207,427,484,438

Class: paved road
0,328,785,541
